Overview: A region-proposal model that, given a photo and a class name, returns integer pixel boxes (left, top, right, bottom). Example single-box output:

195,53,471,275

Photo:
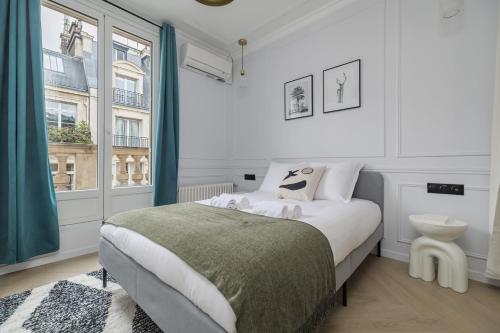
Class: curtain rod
101,0,162,29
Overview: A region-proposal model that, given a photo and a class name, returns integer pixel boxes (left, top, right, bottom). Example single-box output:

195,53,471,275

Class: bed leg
342,282,347,307
102,268,107,288
377,241,381,257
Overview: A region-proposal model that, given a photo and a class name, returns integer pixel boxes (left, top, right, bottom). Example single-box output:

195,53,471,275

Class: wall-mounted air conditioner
180,43,232,84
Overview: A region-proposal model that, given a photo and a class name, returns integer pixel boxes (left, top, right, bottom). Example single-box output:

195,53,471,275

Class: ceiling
108,0,342,56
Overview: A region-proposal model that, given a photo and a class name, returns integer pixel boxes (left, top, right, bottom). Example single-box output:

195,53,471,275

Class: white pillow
259,161,300,192
276,166,326,201
313,161,364,202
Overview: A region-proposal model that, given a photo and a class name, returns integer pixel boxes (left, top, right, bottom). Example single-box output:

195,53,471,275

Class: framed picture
284,75,313,121
323,59,361,113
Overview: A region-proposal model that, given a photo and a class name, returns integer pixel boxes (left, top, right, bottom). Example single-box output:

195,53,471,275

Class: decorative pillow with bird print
276,166,326,201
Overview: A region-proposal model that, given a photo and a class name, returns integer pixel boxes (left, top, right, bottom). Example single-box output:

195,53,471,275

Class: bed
99,171,384,333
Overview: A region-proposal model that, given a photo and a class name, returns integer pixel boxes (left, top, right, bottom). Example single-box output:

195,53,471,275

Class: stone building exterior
44,18,151,191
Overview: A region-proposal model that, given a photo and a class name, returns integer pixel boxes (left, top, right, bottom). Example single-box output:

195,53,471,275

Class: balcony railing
113,134,149,148
112,88,147,109
48,142,150,191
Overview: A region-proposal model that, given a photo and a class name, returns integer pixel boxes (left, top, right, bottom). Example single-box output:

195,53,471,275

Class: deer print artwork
336,72,347,103
324,59,360,113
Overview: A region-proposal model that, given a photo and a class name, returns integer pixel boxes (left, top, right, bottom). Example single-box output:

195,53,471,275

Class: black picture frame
323,59,361,113
283,74,314,121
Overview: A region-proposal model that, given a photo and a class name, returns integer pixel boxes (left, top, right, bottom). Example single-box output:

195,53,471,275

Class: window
115,75,137,92
66,163,75,191
113,48,126,61
115,117,143,147
43,54,64,72
45,100,77,128
40,0,158,228
41,5,98,192
111,29,152,188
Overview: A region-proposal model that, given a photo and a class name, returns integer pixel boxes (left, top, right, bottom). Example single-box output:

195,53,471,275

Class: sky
41,5,98,53
41,5,151,56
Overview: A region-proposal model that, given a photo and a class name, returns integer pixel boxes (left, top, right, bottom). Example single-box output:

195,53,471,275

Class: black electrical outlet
427,183,464,195
244,174,256,181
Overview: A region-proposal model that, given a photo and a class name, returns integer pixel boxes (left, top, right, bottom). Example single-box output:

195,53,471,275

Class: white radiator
177,182,234,203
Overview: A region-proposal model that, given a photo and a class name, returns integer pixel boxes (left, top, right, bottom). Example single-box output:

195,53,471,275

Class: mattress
100,191,381,333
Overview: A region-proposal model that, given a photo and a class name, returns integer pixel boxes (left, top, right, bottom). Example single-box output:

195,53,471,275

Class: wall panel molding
366,167,490,175
272,153,386,160
229,158,490,176
396,182,489,260
396,0,492,158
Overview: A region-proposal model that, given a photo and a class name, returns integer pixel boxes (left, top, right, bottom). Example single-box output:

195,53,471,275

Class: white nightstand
408,214,469,293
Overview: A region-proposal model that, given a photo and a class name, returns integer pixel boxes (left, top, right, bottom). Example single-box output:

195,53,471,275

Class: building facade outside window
111,28,152,188
41,5,152,191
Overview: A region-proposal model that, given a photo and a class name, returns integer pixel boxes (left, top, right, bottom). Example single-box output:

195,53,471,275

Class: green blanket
105,202,336,333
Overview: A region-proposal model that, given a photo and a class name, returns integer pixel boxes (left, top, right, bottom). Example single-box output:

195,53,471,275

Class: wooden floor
321,256,500,333
1,254,499,332
0,254,100,298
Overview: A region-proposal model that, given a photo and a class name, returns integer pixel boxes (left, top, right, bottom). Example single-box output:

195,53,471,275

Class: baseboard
468,269,500,287
0,245,98,276
381,248,409,262
380,248,500,288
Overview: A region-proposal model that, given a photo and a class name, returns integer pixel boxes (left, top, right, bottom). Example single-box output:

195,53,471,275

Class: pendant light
238,38,247,76
238,38,248,87
196,0,233,6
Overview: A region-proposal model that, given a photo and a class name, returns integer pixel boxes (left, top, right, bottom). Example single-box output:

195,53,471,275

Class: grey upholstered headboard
352,171,384,214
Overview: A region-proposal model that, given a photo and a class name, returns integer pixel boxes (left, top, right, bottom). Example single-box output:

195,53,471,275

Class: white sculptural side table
408,214,468,293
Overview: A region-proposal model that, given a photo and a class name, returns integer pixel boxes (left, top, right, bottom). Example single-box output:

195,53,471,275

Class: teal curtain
0,0,59,264
153,24,179,206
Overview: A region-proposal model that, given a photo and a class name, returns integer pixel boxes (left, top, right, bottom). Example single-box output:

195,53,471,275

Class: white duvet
100,191,381,333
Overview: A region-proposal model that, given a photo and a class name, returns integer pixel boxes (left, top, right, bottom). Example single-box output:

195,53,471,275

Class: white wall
177,34,233,186
230,0,498,284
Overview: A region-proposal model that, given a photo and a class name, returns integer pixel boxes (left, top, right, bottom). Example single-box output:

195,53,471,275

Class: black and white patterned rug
0,270,162,332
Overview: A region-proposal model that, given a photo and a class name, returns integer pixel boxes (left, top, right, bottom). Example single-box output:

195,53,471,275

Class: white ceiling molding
105,0,379,58
233,0,386,59
230,0,351,58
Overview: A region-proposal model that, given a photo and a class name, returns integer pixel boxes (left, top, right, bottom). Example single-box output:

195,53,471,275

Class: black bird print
283,169,299,181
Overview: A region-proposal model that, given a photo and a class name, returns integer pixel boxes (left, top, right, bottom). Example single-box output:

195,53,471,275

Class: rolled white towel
209,196,238,209
219,193,250,209
240,208,256,215
285,204,302,220
251,201,289,219
241,207,288,219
